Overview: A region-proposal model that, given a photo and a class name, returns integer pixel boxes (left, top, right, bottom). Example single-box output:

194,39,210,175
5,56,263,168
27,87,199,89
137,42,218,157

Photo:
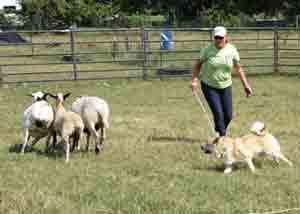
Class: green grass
0,75,300,213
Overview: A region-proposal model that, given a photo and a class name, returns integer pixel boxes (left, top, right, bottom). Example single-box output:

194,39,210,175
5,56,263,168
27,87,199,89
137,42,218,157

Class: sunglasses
214,36,224,40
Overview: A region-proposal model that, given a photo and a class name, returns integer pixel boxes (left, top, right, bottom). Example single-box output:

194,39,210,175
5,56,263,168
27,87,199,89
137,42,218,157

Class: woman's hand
234,63,252,97
191,78,198,95
244,85,253,97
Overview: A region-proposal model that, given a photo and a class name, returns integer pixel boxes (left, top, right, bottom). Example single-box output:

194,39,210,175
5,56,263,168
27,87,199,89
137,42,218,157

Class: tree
18,0,67,29
18,0,120,29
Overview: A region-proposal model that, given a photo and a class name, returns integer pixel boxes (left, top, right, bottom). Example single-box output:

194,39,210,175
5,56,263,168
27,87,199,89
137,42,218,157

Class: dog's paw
224,168,232,174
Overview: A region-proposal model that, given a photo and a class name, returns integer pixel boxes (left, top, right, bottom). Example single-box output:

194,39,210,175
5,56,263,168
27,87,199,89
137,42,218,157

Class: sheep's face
54,92,71,104
31,91,46,102
57,93,64,102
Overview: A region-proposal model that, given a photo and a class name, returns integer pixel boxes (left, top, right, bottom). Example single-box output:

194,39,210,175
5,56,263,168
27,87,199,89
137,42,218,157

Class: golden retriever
200,121,293,174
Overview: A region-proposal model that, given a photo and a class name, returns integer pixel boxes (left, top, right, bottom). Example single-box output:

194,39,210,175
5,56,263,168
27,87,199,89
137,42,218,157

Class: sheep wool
71,96,110,153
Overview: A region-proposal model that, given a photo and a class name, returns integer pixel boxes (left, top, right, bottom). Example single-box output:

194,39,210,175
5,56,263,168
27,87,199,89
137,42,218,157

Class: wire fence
0,27,300,84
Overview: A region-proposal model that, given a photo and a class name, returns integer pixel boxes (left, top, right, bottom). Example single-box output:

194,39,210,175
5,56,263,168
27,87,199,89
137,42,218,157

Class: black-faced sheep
49,92,84,162
21,91,55,153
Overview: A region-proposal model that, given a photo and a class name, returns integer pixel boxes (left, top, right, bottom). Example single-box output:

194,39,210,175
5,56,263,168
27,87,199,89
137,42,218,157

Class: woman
191,26,252,137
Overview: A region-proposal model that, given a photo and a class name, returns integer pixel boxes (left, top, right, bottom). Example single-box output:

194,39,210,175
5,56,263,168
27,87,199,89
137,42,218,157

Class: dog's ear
250,121,266,136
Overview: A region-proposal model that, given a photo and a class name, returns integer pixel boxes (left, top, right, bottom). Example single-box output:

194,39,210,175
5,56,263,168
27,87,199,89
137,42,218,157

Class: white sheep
21,91,55,153
71,96,110,154
50,92,84,162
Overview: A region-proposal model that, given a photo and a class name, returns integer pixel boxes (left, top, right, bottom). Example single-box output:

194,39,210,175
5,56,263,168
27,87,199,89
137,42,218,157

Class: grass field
0,75,300,213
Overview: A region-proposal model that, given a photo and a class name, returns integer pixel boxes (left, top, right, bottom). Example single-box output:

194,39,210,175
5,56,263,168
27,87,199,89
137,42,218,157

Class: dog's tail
250,121,266,136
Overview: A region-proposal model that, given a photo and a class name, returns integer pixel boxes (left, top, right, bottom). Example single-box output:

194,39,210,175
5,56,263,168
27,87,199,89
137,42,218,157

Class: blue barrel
160,30,174,50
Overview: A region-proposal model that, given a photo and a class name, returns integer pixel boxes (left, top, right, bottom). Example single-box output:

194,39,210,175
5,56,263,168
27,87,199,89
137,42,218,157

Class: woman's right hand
191,78,198,95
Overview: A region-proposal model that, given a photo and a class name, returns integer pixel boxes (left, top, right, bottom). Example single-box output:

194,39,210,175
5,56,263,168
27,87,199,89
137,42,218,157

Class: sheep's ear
42,92,49,100
64,93,71,100
27,94,33,97
48,93,57,99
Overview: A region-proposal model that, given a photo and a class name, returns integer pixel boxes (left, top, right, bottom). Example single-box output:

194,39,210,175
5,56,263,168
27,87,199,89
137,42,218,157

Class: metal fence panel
0,27,299,84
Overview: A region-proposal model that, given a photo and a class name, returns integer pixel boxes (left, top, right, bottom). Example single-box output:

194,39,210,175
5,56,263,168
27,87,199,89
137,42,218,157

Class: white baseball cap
214,26,227,37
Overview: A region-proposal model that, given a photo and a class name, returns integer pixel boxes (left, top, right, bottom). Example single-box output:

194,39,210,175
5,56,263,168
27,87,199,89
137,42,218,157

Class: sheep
21,91,55,153
71,96,110,154
49,92,84,162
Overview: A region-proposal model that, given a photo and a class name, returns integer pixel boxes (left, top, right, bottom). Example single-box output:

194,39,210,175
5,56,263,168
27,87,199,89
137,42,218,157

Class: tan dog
200,121,293,174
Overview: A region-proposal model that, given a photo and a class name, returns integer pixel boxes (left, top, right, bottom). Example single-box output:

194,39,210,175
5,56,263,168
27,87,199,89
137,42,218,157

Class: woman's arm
191,59,202,94
234,63,252,97
192,59,202,80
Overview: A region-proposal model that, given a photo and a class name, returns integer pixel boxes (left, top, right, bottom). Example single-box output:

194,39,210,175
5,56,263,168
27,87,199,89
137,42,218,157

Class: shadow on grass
9,143,38,153
9,142,98,160
192,158,267,173
8,143,66,159
146,136,203,144
193,163,252,173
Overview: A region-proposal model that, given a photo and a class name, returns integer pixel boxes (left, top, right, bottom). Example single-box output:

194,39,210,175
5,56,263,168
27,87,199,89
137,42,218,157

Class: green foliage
0,11,12,26
125,14,166,27
201,7,242,27
16,0,300,28
127,14,146,27
18,0,120,29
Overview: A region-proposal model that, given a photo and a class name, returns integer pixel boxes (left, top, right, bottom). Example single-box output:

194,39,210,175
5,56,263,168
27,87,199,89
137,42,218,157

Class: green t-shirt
199,43,240,89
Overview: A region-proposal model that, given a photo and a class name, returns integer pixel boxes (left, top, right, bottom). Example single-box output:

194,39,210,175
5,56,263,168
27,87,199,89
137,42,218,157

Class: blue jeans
201,82,232,136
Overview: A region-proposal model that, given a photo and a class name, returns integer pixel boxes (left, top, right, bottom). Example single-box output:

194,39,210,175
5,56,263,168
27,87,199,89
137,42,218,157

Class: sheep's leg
21,129,30,153
85,133,91,152
47,131,57,151
73,131,81,151
71,137,79,152
44,135,50,153
100,126,104,150
102,127,106,140
44,134,53,153
70,137,76,152
75,133,81,151
90,128,100,154
95,137,101,154
86,123,100,154
30,136,43,151
51,132,57,151
63,136,70,163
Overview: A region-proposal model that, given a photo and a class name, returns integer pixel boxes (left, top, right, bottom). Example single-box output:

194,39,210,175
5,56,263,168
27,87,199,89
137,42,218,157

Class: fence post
298,28,300,47
30,32,34,56
69,27,78,80
141,28,149,80
112,36,118,62
0,66,3,86
125,30,132,51
256,30,260,48
273,27,279,73
209,28,213,42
